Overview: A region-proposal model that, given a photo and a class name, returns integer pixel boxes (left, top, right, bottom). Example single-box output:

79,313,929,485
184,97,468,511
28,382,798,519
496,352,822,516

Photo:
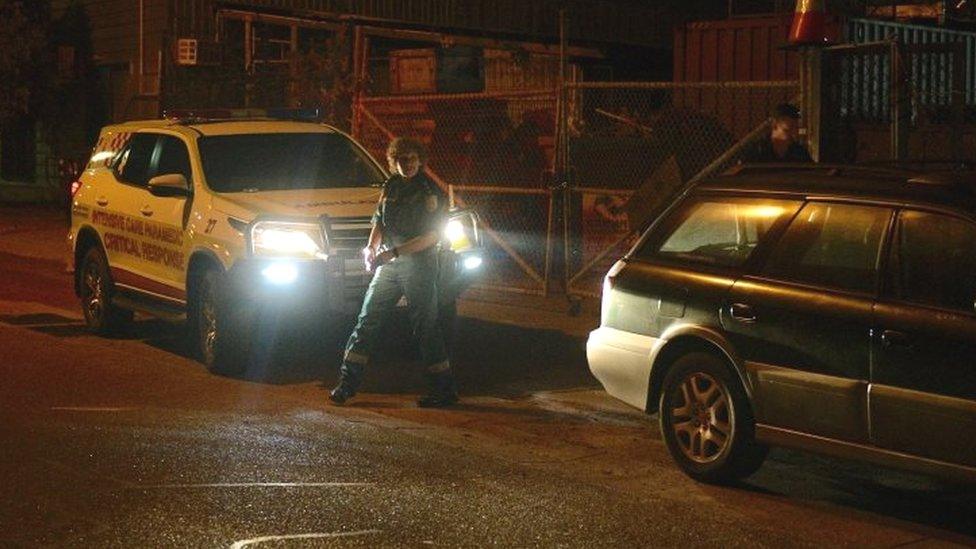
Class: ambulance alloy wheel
659,352,768,484
189,267,249,376
79,247,133,335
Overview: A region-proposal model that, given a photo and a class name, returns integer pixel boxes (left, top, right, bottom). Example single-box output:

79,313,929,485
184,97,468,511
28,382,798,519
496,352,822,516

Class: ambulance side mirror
148,173,190,198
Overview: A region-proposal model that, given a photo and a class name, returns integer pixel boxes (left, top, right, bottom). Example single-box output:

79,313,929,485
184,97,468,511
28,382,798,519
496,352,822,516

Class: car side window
762,202,891,293
155,135,192,184
636,198,801,267
892,210,976,314
115,133,158,187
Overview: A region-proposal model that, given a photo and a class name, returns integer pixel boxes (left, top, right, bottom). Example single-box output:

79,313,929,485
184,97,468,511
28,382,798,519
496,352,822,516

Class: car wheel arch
646,329,750,414
186,250,225,298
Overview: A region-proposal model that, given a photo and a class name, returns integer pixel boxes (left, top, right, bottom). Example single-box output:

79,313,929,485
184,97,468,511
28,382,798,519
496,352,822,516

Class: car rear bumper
587,326,660,412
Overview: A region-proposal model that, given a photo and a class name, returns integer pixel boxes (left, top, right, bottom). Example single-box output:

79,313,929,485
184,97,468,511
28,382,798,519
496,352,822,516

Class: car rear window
198,133,385,192
636,198,801,267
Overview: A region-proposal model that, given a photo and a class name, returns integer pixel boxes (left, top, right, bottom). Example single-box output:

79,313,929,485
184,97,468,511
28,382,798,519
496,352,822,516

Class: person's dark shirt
373,172,448,250
743,136,812,163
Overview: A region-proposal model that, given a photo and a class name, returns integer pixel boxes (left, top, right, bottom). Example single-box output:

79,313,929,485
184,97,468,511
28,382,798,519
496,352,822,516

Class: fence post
952,40,965,163
351,26,367,139
801,47,825,162
557,8,570,298
890,39,909,161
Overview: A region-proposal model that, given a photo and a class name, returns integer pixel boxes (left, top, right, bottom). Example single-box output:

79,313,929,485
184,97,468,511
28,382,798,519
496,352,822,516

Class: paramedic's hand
373,248,396,269
363,246,376,272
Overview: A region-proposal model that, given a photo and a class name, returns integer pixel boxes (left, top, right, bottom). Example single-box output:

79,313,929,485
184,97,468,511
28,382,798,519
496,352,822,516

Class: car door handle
730,303,757,323
881,329,912,348
96,197,109,207
140,206,153,217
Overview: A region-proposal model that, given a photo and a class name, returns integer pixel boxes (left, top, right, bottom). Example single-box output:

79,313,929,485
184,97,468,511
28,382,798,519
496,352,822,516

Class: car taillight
69,180,82,197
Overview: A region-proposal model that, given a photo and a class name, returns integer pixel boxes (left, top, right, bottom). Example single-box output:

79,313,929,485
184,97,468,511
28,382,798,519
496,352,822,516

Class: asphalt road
0,206,974,548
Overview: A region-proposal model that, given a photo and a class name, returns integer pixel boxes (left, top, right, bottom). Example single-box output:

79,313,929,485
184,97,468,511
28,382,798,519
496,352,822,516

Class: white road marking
139,482,373,489
230,530,382,548
50,406,137,412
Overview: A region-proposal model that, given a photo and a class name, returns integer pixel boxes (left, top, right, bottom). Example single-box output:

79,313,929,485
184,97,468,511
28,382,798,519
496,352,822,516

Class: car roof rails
162,108,323,125
723,163,895,178
724,161,976,180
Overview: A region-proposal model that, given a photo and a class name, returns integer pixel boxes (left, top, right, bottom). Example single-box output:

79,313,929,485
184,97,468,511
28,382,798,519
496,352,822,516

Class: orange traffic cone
789,0,829,46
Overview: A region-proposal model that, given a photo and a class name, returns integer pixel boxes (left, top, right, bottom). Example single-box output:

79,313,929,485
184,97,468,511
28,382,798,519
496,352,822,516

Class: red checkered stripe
89,131,132,168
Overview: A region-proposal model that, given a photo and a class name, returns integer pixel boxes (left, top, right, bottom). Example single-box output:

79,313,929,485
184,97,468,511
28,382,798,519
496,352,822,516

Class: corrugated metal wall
675,15,799,82
171,0,705,48
673,13,842,82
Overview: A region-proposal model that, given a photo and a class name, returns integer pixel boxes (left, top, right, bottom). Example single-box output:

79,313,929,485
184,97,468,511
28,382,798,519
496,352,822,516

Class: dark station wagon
587,164,976,484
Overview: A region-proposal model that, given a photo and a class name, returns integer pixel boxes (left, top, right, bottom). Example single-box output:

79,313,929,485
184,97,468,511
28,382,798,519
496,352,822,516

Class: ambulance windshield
198,133,385,192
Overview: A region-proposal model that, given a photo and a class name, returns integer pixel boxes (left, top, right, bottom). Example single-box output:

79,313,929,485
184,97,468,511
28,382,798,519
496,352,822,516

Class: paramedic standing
330,137,458,408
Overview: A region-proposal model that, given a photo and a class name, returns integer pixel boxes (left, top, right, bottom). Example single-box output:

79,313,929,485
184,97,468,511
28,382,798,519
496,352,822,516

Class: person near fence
330,136,458,408
742,103,812,163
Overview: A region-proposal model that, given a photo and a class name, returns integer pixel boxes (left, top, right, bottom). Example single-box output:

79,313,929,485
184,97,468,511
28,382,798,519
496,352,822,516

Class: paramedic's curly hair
386,137,428,172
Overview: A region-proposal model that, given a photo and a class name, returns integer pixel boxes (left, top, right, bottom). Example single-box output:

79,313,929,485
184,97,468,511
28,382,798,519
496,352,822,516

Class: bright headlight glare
251,222,327,260
444,218,472,252
445,220,465,241
262,262,298,285
463,255,483,270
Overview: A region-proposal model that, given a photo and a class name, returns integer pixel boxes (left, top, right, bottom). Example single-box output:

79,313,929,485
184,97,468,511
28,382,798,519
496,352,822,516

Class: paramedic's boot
418,371,459,408
329,363,364,405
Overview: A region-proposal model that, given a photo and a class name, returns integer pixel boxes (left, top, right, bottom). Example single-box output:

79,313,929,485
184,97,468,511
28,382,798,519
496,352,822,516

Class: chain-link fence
354,90,557,295
164,69,800,299
563,81,801,297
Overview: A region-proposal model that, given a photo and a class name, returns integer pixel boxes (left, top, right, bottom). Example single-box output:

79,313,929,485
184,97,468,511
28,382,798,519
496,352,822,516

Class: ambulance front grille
325,216,372,282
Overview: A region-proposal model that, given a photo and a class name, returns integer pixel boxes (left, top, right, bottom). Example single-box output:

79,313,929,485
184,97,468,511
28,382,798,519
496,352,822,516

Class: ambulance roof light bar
162,108,323,124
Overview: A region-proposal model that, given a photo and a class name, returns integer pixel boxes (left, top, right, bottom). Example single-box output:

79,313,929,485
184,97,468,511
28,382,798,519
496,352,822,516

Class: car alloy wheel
197,273,218,366
82,259,105,324
79,247,132,335
190,267,248,376
659,352,768,483
668,371,733,464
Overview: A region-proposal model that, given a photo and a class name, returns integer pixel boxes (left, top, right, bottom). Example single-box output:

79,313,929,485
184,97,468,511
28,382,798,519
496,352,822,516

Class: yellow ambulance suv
68,110,398,374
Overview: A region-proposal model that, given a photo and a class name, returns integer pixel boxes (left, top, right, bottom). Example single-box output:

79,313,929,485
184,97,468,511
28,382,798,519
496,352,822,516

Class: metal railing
848,18,976,105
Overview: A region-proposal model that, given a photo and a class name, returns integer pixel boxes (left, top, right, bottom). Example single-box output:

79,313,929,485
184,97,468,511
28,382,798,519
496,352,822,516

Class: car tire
189,267,250,376
659,352,768,484
79,247,133,335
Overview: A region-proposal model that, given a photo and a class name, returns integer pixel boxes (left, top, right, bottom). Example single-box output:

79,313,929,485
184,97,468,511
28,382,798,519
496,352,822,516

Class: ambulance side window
155,135,192,184
116,133,158,187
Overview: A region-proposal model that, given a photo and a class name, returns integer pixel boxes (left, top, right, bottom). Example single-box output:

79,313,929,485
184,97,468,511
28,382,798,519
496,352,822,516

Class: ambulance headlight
463,255,483,270
443,211,480,253
251,221,327,260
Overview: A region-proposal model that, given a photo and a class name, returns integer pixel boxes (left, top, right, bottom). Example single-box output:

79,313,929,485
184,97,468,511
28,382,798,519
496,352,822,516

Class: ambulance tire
191,267,250,376
79,247,133,336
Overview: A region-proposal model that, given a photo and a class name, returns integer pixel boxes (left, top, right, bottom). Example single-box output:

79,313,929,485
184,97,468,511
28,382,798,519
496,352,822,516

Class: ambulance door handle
140,206,153,217
96,197,109,207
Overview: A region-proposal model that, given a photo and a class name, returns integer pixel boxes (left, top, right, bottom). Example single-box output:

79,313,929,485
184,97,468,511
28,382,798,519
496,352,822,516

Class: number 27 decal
204,219,218,234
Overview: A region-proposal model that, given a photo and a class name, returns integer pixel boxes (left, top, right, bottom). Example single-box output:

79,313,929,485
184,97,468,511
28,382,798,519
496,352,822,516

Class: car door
724,201,893,443
136,133,193,300
871,209,976,467
96,132,159,281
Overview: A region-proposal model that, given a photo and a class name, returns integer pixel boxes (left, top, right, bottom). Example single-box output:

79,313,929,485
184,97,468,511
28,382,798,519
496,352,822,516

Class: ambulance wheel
190,267,250,376
79,247,133,336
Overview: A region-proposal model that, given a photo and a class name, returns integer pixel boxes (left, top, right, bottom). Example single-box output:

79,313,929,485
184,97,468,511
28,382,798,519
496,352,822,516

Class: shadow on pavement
134,308,595,399
735,448,976,540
